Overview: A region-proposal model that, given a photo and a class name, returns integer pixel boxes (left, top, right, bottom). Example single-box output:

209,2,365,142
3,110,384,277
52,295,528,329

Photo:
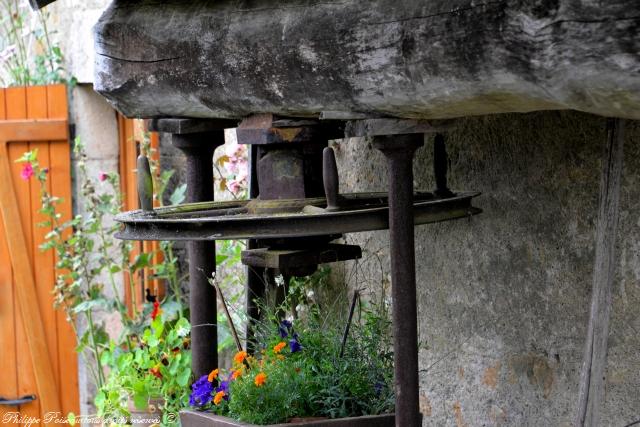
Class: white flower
274,274,285,287
0,45,17,61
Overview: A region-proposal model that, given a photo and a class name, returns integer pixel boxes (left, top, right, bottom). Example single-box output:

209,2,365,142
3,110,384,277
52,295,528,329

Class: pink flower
228,180,241,194
20,163,34,180
98,172,108,182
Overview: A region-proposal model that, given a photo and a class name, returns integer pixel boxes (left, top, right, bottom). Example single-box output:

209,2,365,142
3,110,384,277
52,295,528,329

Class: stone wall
47,0,111,83
66,84,120,417
335,111,639,426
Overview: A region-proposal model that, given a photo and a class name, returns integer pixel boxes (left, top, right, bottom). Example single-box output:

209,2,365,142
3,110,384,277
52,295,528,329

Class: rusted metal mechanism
242,244,362,277
118,115,480,427
236,114,352,345
236,114,343,200
149,117,235,379
372,134,423,427
115,192,479,240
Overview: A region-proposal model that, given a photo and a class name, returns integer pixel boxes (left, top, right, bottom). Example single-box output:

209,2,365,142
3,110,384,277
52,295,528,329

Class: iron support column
173,131,224,379
246,144,264,352
373,134,423,427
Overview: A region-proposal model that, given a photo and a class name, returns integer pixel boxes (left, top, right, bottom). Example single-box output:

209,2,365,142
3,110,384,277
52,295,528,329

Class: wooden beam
94,0,640,120
574,118,625,427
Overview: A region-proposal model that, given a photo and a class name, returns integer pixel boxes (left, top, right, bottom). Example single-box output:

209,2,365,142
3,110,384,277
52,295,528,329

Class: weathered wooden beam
574,119,625,427
94,0,640,120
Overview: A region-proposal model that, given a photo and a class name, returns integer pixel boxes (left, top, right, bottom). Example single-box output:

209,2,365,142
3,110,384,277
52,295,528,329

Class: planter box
180,410,395,427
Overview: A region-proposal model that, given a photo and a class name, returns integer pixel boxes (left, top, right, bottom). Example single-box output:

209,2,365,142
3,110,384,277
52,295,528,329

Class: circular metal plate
115,191,481,241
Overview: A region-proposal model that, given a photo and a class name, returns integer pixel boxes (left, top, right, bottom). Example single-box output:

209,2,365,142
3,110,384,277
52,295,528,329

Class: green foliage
18,137,190,425
215,239,246,353
96,315,192,425
193,289,395,425
0,0,74,86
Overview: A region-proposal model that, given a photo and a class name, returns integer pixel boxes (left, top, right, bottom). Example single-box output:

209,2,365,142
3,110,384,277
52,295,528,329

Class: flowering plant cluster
189,304,394,425
97,315,192,425
0,0,74,86
190,320,303,414
215,139,248,198
17,138,191,426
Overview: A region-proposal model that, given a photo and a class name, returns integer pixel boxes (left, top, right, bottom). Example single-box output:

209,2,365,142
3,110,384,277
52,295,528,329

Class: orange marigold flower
233,350,248,365
273,342,287,354
254,372,267,387
231,368,243,380
208,368,219,382
213,391,226,405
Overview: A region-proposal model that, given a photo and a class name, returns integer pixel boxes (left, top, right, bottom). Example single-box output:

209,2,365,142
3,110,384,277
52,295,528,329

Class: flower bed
186,300,395,426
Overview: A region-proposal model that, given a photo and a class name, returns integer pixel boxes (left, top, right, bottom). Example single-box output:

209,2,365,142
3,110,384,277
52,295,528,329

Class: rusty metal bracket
236,113,343,146
241,243,362,277
0,118,66,418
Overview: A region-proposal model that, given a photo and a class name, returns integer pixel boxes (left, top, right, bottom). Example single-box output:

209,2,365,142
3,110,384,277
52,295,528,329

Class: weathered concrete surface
47,0,111,83
94,0,640,120
335,112,639,426
67,84,121,416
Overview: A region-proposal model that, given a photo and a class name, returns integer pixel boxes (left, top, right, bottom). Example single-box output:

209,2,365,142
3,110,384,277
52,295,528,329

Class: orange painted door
0,85,79,426
118,115,163,311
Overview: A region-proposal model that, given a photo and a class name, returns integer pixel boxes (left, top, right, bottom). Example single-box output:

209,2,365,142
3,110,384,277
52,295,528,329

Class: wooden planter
180,410,395,427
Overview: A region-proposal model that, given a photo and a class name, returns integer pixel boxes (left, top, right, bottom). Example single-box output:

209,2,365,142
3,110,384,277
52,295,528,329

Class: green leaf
67,412,76,426
176,367,191,387
152,316,164,338
147,334,159,348
133,392,148,411
72,299,109,314
99,350,111,366
174,317,191,337
94,391,105,408
169,184,187,205
131,252,153,272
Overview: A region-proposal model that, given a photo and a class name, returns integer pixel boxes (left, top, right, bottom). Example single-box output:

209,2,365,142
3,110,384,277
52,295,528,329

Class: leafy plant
96,315,192,425
213,139,250,353
17,137,190,425
0,0,74,86
189,286,395,425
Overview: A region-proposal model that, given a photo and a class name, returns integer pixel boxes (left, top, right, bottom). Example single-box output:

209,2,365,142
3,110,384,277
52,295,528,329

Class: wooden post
574,118,625,427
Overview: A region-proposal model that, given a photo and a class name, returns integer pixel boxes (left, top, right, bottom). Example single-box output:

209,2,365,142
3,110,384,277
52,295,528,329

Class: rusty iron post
173,130,224,379
373,134,424,427
246,144,264,353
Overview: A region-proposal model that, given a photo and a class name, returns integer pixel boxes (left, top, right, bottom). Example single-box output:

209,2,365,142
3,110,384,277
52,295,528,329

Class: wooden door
0,85,79,425
118,116,163,311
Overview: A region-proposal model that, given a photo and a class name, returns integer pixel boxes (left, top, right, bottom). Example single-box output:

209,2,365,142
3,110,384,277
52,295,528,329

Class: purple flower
216,380,229,393
289,333,302,353
189,374,214,407
98,172,108,182
279,320,292,338
215,380,230,401
374,381,384,396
